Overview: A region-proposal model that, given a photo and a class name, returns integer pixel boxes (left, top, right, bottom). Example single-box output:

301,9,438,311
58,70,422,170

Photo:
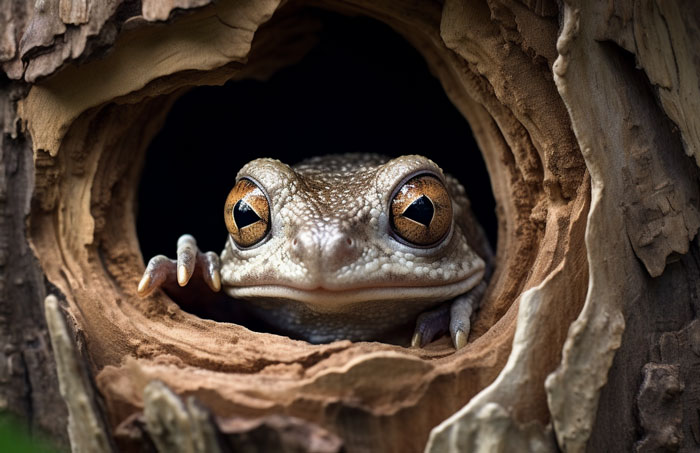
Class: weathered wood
545,1,700,452
0,0,699,451
0,78,68,447
137,380,343,453
44,294,114,452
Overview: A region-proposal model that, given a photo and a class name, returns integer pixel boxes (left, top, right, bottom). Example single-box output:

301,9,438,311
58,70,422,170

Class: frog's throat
223,268,484,311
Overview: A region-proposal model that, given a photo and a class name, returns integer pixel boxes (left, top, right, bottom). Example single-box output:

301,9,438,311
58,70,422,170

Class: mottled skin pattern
139,154,492,348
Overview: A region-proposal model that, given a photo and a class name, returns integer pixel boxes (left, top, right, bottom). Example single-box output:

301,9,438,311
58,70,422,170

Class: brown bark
0,78,68,447
0,0,698,451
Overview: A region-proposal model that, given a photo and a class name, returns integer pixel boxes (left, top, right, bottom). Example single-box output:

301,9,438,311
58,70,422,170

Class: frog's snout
291,227,360,274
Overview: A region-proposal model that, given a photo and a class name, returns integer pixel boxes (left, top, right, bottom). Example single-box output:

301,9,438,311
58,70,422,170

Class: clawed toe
449,302,472,350
200,251,221,292
451,328,469,350
411,303,450,348
448,280,488,349
137,255,175,297
176,234,197,286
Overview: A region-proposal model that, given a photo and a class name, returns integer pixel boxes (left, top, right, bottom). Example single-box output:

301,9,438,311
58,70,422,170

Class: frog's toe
449,295,473,349
138,255,175,297
449,295,475,350
411,303,450,348
199,251,221,292
449,317,470,350
448,280,487,349
176,234,198,286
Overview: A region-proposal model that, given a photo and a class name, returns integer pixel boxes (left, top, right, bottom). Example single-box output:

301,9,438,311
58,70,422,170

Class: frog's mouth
224,268,484,310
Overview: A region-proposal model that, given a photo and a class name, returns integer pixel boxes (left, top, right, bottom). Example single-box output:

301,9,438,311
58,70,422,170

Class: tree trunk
1,0,699,451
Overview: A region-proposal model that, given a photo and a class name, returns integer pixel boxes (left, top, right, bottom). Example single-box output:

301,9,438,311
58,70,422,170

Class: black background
137,11,496,259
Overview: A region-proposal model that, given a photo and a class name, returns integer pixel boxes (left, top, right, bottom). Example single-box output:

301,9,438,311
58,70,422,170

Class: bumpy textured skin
217,154,490,343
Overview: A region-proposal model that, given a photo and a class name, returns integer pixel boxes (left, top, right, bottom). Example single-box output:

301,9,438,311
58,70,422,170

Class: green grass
0,415,59,453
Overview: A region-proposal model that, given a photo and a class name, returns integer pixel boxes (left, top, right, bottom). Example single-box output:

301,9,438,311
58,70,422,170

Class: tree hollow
19,1,589,451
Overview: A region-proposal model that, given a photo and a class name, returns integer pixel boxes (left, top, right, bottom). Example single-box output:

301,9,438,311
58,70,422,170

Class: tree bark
0,77,69,447
0,0,698,452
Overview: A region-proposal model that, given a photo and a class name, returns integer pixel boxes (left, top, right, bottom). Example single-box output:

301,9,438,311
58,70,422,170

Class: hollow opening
22,1,587,448
136,10,497,344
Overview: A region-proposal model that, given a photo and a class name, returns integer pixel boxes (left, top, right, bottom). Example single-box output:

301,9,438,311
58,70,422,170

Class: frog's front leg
137,235,222,308
411,279,488,350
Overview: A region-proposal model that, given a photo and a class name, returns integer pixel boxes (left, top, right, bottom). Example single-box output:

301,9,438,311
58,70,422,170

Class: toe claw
177,264,190,286
454,330,468,350
210,270,221,292
411,332,423,348
176,234,197,286
138,255,173,297
200,251,222,292
137,274,152,297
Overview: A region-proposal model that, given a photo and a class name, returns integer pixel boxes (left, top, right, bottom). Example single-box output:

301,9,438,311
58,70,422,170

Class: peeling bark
545,2,700,452
44,294,114,452
0,0,699,451
0,77,68,447
636,363,683,451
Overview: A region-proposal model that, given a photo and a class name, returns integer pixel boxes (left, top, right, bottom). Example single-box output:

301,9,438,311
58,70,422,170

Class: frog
137,153,492,349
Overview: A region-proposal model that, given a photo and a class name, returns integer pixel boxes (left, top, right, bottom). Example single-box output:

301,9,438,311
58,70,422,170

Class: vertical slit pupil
234,199,261,228
402,195,434,227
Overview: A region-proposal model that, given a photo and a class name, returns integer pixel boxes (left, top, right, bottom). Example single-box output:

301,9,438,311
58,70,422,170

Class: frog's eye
224,178,271,248
390,174,452,247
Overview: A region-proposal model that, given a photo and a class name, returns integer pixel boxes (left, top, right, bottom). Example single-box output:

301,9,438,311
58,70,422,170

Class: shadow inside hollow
138,10,495,259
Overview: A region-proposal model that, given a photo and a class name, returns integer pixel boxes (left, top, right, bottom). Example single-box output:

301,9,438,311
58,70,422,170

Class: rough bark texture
0,0,698,452
545,2,700,452
0,77,69,447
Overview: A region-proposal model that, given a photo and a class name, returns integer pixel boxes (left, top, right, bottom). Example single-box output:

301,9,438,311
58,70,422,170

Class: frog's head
219,154,485,312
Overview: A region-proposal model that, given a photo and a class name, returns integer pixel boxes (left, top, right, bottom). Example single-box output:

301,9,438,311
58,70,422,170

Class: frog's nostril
291,229,359,273
325,233,359,269
291,230,316,261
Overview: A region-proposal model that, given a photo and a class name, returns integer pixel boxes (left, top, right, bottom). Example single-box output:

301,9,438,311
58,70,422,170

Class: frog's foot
411,303,451,348
411,280,488,350
137,234,221,298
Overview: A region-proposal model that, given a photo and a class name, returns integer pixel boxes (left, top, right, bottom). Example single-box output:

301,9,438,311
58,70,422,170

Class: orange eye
390,174,452,247
224,178,270,248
